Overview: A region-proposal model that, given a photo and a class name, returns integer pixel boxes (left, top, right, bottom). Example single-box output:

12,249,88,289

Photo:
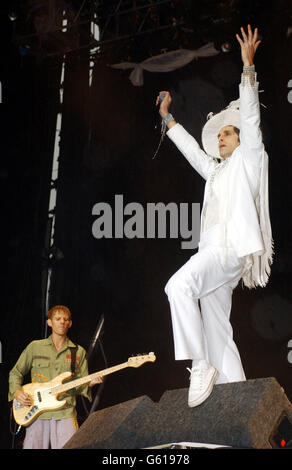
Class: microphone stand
86,314,105,361
81,314,108,416
89,339,107,414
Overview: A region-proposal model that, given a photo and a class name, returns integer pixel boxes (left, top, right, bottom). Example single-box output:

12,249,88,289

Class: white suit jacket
167,81,273,288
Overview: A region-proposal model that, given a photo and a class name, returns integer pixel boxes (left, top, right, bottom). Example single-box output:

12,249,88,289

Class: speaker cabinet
64,377,292,449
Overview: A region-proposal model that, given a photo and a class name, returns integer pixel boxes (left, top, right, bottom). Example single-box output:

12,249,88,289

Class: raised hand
236,25,261,66
156,90,172,118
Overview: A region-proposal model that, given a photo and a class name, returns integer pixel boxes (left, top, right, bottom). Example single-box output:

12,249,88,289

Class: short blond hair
47,305,71,320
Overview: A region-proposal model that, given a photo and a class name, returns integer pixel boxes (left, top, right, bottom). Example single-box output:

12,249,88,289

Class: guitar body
13,372,72,427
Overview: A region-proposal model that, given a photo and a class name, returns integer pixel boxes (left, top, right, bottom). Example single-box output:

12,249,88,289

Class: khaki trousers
23,416,78,449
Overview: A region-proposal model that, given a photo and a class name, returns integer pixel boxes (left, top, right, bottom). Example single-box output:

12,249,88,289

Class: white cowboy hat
201,99,241,159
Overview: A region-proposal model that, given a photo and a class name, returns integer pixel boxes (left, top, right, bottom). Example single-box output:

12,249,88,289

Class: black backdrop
1,1,292,450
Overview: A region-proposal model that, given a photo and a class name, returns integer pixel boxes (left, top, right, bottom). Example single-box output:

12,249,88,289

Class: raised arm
156,91,216,180
236,25,265,166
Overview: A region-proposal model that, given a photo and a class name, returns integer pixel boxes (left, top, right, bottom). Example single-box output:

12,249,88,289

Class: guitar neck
52,362,129,395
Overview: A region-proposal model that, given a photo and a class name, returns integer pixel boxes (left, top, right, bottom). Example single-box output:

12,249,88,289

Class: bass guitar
13,352,156,426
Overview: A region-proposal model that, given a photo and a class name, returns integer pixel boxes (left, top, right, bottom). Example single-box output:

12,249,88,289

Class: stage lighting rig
10,0,94,57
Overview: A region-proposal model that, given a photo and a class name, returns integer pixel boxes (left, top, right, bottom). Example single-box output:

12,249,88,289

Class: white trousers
165,225,246,384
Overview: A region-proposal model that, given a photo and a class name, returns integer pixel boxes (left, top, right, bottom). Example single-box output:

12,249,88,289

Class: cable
9,407,22,449
73,0,87,23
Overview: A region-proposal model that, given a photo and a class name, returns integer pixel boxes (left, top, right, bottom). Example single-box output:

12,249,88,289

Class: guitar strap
69,344,78,376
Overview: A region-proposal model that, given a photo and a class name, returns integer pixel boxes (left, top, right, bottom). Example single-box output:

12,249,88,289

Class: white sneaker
187,362,218,408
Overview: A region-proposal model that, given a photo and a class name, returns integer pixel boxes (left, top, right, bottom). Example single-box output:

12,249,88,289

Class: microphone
158,92,166,104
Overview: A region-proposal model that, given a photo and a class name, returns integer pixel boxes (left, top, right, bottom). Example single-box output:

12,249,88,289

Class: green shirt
8,336,92,420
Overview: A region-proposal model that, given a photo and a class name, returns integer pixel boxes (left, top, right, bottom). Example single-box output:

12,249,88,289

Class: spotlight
221,41,231,53
48,246,64,262
18,45,29,56
8,11,18,22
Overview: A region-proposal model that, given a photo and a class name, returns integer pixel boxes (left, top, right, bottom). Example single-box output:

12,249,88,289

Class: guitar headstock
127,352,156,368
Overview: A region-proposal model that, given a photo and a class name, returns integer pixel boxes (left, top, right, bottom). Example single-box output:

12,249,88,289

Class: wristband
162,113,175,126
243,65,255,73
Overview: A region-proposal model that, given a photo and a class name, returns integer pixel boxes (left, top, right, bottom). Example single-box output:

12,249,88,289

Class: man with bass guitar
8,305,103,449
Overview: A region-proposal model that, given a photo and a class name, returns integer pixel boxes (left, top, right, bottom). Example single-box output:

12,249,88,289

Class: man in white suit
157,25,273,407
